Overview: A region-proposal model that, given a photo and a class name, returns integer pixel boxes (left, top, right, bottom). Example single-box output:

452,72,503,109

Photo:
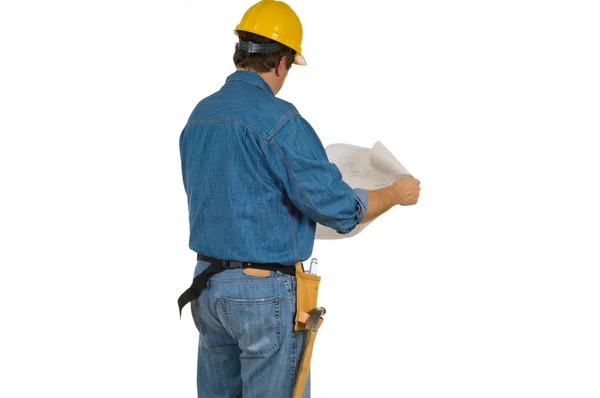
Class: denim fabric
179,70,368,265
191,261,310,398
180,70,366,397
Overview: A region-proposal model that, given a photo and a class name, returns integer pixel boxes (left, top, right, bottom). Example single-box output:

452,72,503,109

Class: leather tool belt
292,263,325,398
177,253,296,317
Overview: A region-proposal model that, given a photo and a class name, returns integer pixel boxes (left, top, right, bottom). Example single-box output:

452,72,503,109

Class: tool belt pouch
294,262,321,331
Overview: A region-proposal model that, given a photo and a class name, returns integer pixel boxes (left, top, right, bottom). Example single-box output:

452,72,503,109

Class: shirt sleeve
262,115,368,234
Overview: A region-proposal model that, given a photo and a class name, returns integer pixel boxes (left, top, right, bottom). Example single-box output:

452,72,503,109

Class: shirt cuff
334,188,369,235
353,188,369,223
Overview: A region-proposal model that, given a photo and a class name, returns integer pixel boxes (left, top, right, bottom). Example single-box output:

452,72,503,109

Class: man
178,1,421,397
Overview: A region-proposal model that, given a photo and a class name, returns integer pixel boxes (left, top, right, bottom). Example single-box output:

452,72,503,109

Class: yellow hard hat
235,0,306,66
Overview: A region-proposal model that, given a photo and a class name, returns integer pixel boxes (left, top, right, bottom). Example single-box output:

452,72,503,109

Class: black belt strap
178,254,296,317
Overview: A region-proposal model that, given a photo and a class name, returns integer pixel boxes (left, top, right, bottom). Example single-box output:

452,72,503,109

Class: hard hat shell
235,0,306,65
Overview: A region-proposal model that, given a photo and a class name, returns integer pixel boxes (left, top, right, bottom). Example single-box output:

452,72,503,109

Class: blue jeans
191,260,311,398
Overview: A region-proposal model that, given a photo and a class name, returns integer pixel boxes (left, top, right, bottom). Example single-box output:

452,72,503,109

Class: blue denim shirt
179,70,368,265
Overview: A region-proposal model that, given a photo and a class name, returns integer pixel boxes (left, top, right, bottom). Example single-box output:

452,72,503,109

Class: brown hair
233,30,295,73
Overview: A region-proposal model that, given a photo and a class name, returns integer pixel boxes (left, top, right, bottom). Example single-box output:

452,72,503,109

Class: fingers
394,176,421,205
404,177,420,187
398,179,421,205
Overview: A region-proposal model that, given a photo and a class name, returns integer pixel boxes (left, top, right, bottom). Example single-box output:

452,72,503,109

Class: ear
275,56,288,77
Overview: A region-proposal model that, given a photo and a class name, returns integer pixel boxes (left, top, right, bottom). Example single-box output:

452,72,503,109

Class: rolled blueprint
369,141,411,178
315,141,411,239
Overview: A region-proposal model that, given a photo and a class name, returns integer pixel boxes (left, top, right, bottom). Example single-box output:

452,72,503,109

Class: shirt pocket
219,296,282,357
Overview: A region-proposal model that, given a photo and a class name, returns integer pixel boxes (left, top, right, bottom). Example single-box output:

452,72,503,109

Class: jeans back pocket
220,296,282,357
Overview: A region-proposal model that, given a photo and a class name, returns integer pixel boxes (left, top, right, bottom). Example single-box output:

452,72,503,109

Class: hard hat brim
294,53,307,66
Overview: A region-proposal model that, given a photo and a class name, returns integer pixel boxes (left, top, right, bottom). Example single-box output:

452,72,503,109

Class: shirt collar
225,70,274,96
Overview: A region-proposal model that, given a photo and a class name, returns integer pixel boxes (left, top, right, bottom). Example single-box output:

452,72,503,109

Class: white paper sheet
315,141,411,239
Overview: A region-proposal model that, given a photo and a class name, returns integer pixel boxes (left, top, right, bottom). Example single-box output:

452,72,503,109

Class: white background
1,0,599,397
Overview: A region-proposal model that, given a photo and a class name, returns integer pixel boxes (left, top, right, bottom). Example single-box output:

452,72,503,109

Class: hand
393,177,421,206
